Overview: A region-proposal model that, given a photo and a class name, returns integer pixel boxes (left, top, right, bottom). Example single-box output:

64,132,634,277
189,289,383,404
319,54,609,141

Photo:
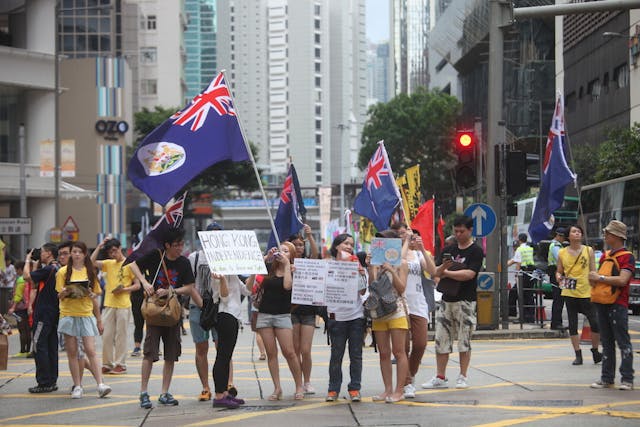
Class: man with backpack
589,220,635,391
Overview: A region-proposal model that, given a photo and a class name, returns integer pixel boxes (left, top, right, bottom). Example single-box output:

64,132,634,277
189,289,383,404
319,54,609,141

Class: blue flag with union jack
267,164,306,250
128,73,250,205
529,94,576,243
353,141,401,231
125,194,185,264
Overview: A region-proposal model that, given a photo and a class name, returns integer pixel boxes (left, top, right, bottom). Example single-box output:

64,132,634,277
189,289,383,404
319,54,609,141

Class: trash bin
476,272,498,329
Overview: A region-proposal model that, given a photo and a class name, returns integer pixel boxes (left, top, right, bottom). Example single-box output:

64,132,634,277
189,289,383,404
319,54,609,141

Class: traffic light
506,151,540,196
455,130,476,188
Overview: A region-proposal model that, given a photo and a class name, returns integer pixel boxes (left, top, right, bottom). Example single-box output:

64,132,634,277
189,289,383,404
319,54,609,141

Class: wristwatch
599,275,605,282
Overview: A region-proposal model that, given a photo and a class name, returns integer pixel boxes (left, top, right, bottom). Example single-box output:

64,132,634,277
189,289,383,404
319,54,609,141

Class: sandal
294,391,304,400
268,391,282,401
259,354,266,360
372,395,388,402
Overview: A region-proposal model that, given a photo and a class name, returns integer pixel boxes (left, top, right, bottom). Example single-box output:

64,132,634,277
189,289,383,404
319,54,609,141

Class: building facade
183,0,217,103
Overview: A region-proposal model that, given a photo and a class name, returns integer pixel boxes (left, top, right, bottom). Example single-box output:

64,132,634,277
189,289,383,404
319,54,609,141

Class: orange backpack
591,250,631,304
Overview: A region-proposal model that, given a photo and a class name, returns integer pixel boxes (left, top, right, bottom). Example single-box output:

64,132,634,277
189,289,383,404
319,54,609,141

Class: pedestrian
248,241,304,401
402,229,436,398
56,241,111,399
128,228,195,408
422,215,484,390
556,224,602,365
22,243,59,393
289,224,320,395
368,229,409,403
507,233,536,322
547,228,567,330
324,234,367,403
589,220,635,390
7,261,30,357
91,237,140,375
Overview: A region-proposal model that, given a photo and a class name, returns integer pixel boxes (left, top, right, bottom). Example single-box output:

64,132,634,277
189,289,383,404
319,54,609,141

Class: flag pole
221,70,281,248
379,141,407,225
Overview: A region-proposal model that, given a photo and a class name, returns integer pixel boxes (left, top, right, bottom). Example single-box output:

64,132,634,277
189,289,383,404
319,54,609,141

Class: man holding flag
529,94,576,243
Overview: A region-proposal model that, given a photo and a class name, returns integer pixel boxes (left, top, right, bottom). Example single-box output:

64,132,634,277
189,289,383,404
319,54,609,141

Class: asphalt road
0,310,638,427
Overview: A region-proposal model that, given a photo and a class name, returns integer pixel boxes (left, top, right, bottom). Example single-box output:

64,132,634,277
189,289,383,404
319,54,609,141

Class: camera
29,248,41,262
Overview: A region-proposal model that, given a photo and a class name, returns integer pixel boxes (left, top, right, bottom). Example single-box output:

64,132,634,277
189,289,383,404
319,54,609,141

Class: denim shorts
58,316,99,337
189,305,218,343
255,312,292,329
291,313,316,326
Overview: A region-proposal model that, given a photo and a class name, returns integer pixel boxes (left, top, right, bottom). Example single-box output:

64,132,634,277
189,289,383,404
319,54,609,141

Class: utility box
477,272,498,330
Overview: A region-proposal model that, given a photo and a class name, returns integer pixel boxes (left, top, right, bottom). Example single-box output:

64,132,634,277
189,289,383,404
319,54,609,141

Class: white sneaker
421,376,448,389
71,385,83,399
97,383,112,398
303,383,315,395
403,383,416,398
455,375,469,389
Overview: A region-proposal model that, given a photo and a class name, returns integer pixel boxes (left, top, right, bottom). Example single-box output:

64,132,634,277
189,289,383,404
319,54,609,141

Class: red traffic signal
454,130,476,188
456,131,474,150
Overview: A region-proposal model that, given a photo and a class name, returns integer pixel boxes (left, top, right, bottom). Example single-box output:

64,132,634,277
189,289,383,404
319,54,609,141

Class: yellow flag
405,164,421,222
359,217,375,244
396,174,410,223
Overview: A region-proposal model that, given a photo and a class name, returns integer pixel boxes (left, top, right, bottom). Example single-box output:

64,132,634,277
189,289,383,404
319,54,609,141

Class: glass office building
184,0,217,102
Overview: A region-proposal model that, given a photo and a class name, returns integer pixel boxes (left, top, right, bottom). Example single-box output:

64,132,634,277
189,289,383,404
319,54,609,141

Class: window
140,47,157,64
315,105,321,116
614,63,629,89
315,91,322,102
315,134,321,144
315,76,321,87
315,48,320,58
602,72,610,93
565,92,576,112
314,4,321,15
314,19,320,30
315,119,321,130
315,148,322,159
316,163,322,172
587,78,601,101
314,62,320,72
147,15,157,30
314,33,320,44
141,79,157,95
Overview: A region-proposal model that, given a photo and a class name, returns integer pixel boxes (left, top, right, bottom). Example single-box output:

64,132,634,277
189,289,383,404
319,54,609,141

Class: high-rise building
391,0,430,94
184,0,217,103
367,42,391,105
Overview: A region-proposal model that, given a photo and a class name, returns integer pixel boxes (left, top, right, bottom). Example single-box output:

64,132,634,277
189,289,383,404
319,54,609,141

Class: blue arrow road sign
463,203,496,237
477,273,495,291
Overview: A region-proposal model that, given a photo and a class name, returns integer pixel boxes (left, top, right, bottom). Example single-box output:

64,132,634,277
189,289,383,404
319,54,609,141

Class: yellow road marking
0,399,138,423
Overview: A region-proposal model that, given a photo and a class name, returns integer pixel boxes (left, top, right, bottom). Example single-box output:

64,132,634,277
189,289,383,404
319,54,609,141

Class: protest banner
370,237,402,266
197,230,267,275
292,259,359,308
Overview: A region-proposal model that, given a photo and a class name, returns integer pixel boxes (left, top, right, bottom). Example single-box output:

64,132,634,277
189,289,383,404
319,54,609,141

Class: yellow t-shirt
101,259,134,309
558,245,592,299
56,266,101,318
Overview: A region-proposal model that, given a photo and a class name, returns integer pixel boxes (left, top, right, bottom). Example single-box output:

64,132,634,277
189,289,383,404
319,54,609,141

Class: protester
128,227,196,408
248,241,304,401
91,238,140,375
23,243,59,393
547,228,567,330
422,215,484,390
324,233,367,403
56,242,72,352
7,261,30,357
589,220,635,390
56,241,111,399
368,229,409,403
402,229,436,398
556,224,602,365
289,224,320,394
507,233,536,322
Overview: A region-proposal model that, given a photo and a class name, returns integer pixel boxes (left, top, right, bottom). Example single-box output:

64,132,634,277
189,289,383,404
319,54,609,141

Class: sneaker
131,347,141,357
140,391,152,409
158,392,179,406
111,365,127,374
348,390,361,402
422,376,449,389
325,391,338,402
101,366,112,375
590,380,615,389
455,375,469,389
213,395,239,409
618,382,634,391
199,389,212,401
97,383,112,398
303,383,316,395
71,385,83,399
403,383,416,398
28,384,56,393
13,352,28,358
229,395,245,405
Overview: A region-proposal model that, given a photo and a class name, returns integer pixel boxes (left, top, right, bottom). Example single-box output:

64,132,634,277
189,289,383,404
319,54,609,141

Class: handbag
199,289,219,330
252,284,264,309
364,271,398,319
141,252,182,326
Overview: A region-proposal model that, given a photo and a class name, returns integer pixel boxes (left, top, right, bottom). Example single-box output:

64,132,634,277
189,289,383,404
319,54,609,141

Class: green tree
130,106,260,199
359,88,461,198
594,123,640,182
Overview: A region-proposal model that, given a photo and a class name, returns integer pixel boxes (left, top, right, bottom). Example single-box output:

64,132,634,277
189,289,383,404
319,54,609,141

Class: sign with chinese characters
291,258,360,308
0,218,32,235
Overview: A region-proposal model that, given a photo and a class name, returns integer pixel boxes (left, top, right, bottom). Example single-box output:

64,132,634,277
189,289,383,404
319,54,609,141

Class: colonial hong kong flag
353,141,401,231
128,72,250,205
267,164,306,249
125,193,185,264
529,94,576,243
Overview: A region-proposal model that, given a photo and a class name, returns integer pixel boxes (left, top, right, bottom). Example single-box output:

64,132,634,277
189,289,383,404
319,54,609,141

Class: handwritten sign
292,259,360,308
197,230,267,275
370,238,402,266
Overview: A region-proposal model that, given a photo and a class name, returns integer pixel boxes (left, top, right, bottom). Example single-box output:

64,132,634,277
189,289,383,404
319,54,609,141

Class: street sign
464,203,496,237
0,218,32,235
62,216,79,242
477,272,495,292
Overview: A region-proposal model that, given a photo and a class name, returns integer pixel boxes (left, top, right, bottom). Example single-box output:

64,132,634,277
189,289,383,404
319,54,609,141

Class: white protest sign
292,259,360,308
197,230,267,275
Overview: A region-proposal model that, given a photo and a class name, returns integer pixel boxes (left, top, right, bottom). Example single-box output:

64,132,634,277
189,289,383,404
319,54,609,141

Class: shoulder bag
591,250,631,304
364,271,398,319
141,251,182,327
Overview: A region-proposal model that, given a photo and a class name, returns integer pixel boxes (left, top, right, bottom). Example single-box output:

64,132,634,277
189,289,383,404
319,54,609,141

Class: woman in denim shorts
247,241,304,400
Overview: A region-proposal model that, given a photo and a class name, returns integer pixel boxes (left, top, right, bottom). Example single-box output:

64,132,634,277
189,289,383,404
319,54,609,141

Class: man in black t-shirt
23,243,59,393
128,228,195,409
422,215,484,391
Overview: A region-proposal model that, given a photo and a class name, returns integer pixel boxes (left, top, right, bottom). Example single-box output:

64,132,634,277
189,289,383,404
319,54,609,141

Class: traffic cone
580,316,592,344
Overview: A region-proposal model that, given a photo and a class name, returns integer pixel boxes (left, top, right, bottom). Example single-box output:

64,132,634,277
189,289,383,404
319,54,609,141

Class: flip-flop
294,392,304,400
268,391,282,401
371,395,387,402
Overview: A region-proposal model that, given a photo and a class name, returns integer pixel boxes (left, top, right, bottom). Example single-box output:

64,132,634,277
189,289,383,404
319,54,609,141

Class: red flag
437,215,445,251
412,199,435,253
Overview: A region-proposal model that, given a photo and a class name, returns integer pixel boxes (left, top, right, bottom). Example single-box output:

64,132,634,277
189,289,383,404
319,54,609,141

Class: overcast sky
366,0,389,43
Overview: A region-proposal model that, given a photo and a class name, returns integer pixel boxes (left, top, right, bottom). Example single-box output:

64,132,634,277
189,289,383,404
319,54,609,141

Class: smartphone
442,253,452,262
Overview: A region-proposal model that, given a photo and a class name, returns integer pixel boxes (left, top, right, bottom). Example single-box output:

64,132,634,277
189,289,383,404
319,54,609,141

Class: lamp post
336,123,348,227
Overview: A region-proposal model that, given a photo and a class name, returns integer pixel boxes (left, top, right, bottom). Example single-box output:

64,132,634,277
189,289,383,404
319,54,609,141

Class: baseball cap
555,227,566,237
206,222,223,231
